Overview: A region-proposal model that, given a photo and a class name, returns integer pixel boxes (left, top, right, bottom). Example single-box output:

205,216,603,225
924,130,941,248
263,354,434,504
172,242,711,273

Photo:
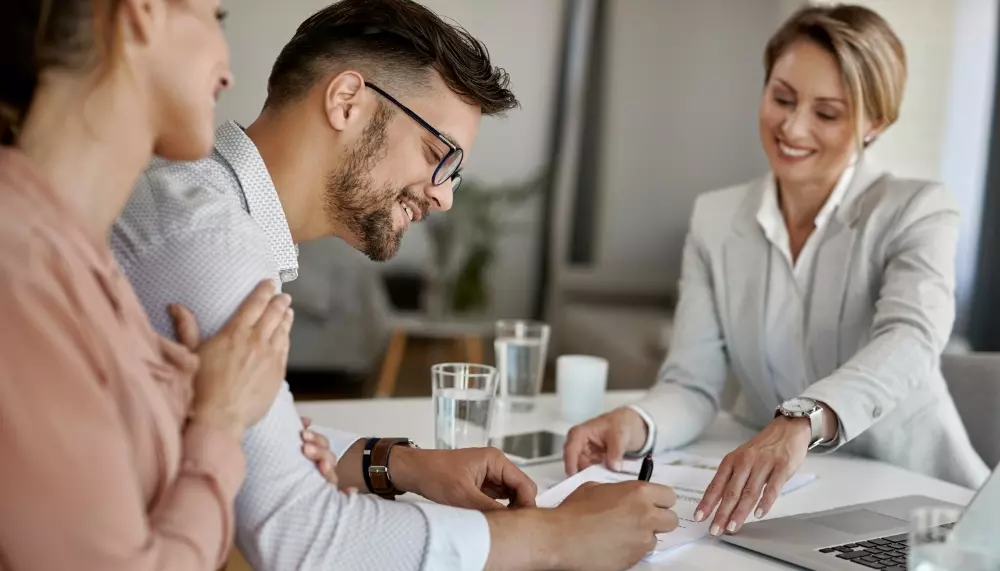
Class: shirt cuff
812,416,843,451
413,502,490,571
626,404,656,457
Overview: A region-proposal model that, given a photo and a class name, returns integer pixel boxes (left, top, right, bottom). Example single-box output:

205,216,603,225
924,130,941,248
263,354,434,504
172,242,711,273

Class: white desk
297,391,976,571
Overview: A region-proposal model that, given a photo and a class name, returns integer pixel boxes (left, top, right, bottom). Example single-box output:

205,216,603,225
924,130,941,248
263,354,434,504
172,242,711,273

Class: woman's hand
170,280,293,440
695,416,811,536
300,417,339,486
563,407,649,475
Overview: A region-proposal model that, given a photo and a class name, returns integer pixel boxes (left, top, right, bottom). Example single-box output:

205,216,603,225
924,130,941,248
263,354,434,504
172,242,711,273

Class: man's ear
324,71,366,132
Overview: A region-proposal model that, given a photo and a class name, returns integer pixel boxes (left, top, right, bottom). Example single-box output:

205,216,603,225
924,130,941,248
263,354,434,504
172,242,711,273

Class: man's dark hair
264,0,518,115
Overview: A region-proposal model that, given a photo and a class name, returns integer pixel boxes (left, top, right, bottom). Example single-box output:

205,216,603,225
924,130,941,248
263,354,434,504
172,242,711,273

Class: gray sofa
941,352,1000,470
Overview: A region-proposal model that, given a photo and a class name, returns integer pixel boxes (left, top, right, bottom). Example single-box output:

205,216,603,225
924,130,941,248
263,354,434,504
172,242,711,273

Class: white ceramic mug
556,355,609,424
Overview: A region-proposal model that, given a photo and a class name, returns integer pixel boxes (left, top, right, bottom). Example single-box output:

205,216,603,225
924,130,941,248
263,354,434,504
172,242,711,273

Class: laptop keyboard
817,523,953,570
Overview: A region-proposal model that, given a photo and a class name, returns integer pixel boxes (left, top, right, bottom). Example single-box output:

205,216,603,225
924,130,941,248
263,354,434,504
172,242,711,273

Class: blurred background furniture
941,352,1000,469
282,239,394,398
375,314,493,398
556,300,673,390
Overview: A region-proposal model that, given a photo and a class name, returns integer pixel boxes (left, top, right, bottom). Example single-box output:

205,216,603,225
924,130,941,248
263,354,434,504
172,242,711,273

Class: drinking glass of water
909,506,998,571
432,363,498,450
494,320,550,412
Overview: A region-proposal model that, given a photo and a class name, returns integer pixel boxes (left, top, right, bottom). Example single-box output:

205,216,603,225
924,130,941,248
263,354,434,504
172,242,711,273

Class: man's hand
390,447,537,511
695,416,811,536
300,417,338,486
564,407,649,475
483,481,679,571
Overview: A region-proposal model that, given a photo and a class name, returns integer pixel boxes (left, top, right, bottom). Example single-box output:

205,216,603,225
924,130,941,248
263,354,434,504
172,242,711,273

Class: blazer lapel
722,178,773,406
806,159,886,377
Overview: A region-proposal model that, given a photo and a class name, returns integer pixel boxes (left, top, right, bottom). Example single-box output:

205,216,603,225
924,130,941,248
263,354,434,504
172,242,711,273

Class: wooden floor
223,550,252,571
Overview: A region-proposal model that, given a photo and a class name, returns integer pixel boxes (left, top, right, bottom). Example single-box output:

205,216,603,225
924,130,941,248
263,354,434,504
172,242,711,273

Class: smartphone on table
491,430,566,466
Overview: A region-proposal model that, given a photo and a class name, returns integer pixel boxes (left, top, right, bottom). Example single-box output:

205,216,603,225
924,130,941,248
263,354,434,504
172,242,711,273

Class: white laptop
721,465,999,570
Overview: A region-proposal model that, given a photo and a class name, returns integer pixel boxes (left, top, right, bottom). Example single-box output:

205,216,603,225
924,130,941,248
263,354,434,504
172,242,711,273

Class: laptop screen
949,461,1000,554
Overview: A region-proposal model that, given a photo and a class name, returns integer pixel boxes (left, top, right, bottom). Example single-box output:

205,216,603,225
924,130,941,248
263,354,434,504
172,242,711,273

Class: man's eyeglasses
366,83,463,193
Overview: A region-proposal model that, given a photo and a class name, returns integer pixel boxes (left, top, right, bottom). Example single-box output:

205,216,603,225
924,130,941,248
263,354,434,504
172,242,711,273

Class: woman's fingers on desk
725,462,789,533
752,462,791,522
696,456,745,535
695,418,809,535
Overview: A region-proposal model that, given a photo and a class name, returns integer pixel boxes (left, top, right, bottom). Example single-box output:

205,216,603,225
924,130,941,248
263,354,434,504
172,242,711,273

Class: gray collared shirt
111,120,490,571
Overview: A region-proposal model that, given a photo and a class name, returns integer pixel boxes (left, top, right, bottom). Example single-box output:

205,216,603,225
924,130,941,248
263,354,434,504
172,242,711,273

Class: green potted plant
425,172,544,316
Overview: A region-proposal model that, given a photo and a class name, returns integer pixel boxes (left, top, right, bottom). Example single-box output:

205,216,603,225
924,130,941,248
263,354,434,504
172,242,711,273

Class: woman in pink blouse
0,1,293,569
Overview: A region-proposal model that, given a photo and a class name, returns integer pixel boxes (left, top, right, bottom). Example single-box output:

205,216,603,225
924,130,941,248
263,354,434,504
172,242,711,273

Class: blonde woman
0,1,292,569
565,3,988,538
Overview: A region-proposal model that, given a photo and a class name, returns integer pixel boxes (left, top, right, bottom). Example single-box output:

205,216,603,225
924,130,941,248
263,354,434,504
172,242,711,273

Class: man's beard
324,102,404,262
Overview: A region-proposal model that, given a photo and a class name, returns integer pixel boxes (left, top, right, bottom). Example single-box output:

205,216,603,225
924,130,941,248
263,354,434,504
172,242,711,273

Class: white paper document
536,452,817,561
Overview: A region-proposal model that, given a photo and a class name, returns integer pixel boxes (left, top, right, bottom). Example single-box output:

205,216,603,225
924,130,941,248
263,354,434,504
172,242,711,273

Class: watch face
782,397,817,414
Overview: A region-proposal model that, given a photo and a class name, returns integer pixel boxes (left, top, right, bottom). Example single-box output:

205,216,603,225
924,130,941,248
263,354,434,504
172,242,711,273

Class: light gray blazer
637,160,990,488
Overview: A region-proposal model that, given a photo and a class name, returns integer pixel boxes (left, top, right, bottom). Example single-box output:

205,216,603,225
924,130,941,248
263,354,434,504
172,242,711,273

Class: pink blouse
0,148,245,570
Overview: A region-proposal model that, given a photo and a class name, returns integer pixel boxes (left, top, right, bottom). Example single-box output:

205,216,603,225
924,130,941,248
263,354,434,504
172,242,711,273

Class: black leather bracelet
361,437,379,493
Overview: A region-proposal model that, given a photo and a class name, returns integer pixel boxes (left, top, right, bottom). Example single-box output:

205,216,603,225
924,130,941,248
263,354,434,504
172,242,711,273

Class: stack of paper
535,451,817,561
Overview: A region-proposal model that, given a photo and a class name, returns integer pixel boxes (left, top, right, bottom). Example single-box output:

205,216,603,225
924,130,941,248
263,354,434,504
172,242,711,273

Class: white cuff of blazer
625,404,657,458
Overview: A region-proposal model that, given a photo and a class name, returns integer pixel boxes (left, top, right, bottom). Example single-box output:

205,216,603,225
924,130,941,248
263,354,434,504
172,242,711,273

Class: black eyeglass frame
366,82,463,192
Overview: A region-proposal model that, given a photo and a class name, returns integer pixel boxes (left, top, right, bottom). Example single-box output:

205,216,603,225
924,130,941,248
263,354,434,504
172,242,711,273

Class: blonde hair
764,4,906,149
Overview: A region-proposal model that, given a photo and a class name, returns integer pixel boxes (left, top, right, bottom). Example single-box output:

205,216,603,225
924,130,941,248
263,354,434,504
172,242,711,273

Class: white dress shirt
757,164,856,402
111,121,490,571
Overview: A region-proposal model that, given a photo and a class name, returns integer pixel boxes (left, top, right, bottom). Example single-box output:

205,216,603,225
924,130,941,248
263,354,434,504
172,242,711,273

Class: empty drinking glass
432,363,499,450
494,320,550,412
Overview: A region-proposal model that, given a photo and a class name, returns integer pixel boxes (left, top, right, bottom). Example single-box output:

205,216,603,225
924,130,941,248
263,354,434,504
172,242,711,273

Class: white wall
219,0,564,318
829,0,956,181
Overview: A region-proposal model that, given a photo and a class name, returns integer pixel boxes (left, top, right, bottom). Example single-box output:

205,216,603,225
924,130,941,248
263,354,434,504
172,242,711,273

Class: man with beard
110,1,679,570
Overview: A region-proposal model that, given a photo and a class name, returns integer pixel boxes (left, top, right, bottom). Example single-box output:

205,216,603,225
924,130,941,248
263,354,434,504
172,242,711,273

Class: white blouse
756,164,857,402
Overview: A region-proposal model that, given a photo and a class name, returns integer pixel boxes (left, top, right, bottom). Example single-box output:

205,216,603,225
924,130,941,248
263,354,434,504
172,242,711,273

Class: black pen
638,452,654,482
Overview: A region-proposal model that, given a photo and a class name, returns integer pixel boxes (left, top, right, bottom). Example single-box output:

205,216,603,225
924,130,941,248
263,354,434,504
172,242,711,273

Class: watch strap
624,405,656,458
362,437,379,494
775,401,826,450
806,409,825,450
364,437,414,500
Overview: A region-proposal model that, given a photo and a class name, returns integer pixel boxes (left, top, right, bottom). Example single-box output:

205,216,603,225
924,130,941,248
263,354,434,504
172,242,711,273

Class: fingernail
709,524,720,536
304,444,316,455
612,460,623,472
755,508,763,519
694,510,704,522
727,521,737,533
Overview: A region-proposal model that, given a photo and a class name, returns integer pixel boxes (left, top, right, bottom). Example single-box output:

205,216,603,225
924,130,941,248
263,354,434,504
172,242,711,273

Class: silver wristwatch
775,397,827,450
